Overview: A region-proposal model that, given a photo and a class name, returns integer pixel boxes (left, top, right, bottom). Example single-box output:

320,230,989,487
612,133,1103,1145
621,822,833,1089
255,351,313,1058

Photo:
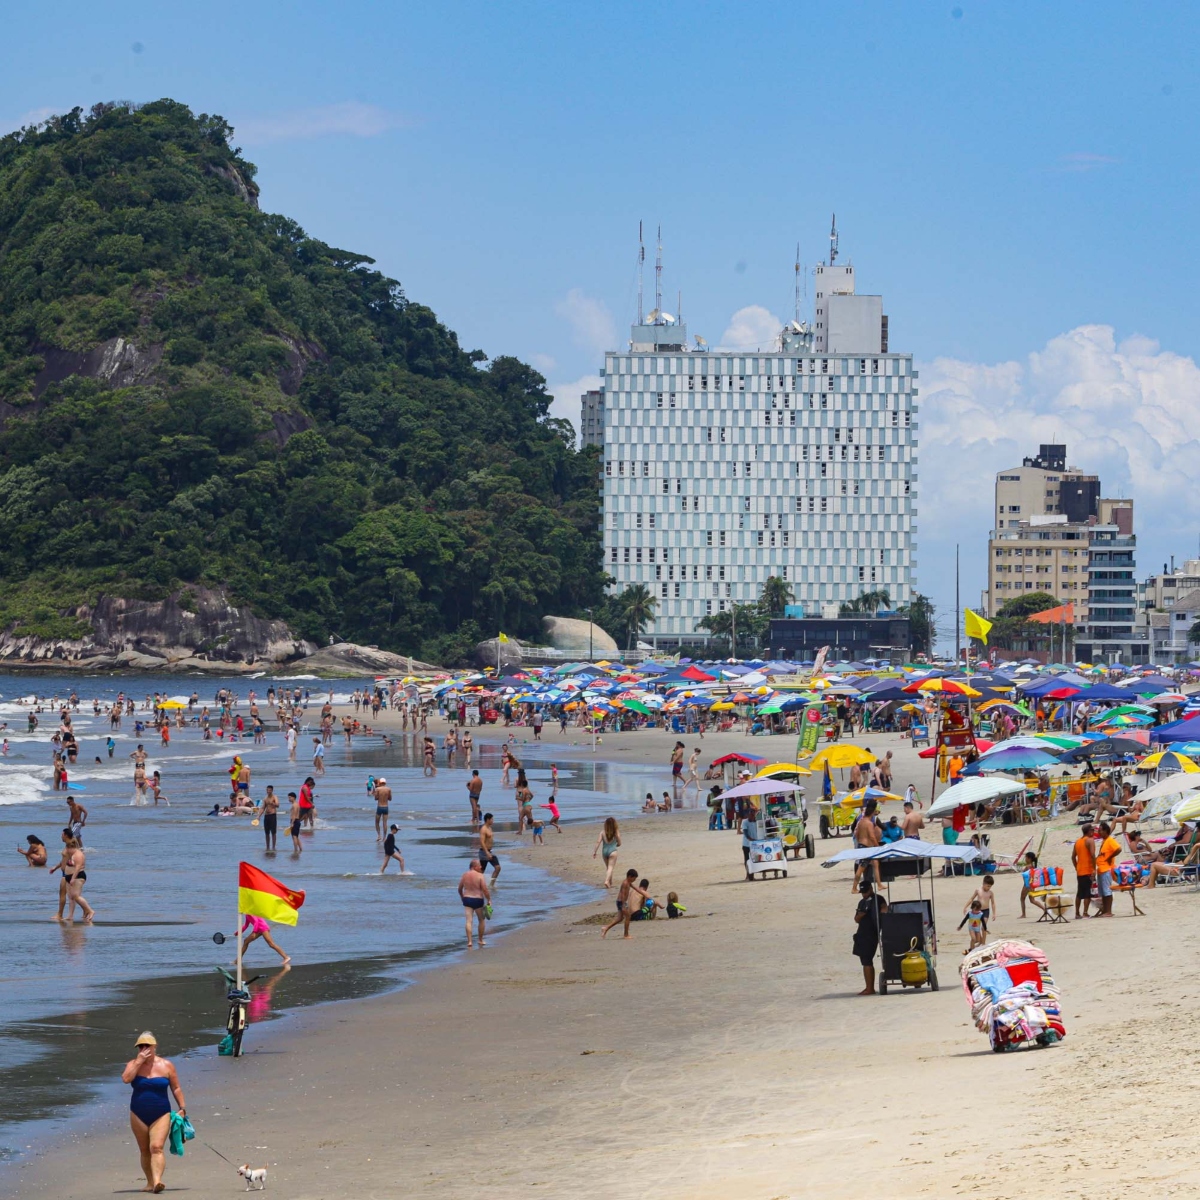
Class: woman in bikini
593,816,621,888
50,833,94,921
16,834,47,866
122,1031,186,1193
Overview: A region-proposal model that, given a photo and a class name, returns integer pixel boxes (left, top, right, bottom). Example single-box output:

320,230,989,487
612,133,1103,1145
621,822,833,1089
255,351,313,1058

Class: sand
10,718,1200,1199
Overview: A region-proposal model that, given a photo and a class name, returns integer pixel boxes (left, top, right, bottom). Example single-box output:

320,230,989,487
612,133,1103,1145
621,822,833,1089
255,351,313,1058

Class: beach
8,709,1200,1199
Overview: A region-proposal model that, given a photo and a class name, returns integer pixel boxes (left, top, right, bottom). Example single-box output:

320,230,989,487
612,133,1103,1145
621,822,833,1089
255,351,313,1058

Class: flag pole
235,900,243,992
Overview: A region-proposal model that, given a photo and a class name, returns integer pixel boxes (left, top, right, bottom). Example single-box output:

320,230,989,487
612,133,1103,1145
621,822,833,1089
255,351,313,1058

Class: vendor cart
960,940,1065,1052
824,838,980,996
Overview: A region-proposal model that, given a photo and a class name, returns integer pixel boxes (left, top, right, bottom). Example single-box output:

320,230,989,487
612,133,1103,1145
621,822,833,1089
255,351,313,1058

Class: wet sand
11,719,1200,1199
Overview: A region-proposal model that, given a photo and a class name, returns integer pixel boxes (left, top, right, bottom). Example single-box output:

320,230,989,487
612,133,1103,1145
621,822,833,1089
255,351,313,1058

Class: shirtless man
261,785,279,850
670,742,685,793
900,800,925,839
478,813,501,880
236,760,252,804
852,799,882,893
458,859,491,948
466,770,483,824
373,777,392,841
66,795,88,845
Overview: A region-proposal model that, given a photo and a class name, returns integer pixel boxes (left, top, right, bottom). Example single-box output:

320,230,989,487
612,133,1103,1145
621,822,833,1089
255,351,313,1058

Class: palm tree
839,588,892,616
617,584,657,651
759,575,795,617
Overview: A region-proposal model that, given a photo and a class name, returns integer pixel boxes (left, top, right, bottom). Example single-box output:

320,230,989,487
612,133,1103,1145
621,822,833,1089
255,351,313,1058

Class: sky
5,1,1200,650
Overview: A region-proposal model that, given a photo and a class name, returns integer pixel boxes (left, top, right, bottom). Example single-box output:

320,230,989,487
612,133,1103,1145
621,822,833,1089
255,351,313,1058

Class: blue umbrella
962,746,1061,775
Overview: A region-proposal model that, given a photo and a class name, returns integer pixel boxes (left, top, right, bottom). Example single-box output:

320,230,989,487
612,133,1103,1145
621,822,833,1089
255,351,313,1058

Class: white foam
0,771,52,806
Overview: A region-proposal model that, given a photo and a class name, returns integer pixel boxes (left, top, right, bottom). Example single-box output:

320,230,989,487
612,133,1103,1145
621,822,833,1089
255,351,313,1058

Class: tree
696,603,767,657
996,592,1059,620
615,584,657,651
899,593,936,656
839,588,892,616
989,593,1064,654
759,574,795,617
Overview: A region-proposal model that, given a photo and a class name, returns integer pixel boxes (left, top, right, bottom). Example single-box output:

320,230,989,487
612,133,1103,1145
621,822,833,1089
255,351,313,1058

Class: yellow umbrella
842,787,904,805
808,745,876,770
1174,793,1200,823
1136,751,1200,773
710,701,736,711
754,762,814,778
158,700,186,709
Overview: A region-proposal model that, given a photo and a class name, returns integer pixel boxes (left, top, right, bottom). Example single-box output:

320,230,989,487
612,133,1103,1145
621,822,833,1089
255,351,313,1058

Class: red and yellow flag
238,862,305,926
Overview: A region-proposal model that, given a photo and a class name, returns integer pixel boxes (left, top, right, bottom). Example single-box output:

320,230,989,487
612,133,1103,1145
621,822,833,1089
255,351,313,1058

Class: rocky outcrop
541,616,617,658
205,162,260,208
0,586,313,670
476,637,523,672
298,643,443,678
33,337,164,398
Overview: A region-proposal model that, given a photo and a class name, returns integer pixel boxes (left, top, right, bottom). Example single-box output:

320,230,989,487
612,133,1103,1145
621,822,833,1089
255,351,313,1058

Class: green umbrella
1097,704,1154,718
621,699,653,716
756,703,785,716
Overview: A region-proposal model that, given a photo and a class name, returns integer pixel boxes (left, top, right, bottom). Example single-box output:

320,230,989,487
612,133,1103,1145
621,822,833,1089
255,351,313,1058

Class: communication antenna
655,225,663,316
829,213,839,266
793,242,801,322
637,221,645,325
677,289,682,323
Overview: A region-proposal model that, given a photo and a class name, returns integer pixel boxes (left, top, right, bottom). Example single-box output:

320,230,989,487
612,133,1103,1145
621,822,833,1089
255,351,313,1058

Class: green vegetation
989,592,1068,654
0,101,605,661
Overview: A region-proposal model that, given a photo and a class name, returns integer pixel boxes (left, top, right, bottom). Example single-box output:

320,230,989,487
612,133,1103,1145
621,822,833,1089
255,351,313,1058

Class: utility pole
955,544,961,666
587,608,593,661
731,604,737,661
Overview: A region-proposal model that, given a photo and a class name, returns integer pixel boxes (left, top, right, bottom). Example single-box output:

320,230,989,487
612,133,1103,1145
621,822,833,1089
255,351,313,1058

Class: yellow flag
964,609,992,645
498,632,509,643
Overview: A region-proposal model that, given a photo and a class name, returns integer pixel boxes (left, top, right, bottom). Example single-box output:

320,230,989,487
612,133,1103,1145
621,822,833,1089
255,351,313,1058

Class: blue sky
5,1,1200,649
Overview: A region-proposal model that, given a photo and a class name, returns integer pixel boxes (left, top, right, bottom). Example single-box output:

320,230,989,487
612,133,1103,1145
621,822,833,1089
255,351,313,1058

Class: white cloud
717,305,783,351
1,106,66,136
917,324,1200,646
528,352,557,373
548,373,602,435
554,289,616,358
234,102,410,145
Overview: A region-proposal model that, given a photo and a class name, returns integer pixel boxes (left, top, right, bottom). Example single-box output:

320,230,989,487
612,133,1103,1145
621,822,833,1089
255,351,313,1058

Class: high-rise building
984,445,1143,663
599,238,918,645
579,389,604,449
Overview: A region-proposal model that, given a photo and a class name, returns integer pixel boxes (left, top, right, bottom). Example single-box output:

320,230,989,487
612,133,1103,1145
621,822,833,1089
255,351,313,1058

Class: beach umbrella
710,753,767,767
158,699,187,709
808,745,876,770
1172,793,1200,823
619,699,653,716
961,746,1060,774
1135,750,1200,774
1094,712,1156,728
1034,733,1092,749
841,787,904,806
719,779,806,799
1147,693,1189,706
754,762,814,778
710,701,736,711
1057,736,1148,762
902,678,982,697
918,739,995,759
926,777,1026,818
977,699,1033,719
980,735,1063,754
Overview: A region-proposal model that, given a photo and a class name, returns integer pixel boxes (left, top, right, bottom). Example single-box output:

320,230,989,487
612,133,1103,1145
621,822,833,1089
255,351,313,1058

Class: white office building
599,256,918,642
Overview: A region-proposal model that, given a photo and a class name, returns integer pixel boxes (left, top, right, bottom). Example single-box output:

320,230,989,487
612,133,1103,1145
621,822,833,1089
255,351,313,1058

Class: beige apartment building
984,443,1132,622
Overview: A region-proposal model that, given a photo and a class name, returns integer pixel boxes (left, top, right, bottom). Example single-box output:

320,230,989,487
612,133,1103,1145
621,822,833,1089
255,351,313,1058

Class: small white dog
237,1164,268,1190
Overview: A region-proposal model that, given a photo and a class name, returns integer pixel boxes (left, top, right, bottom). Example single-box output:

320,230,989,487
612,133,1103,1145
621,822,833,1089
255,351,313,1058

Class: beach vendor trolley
824,838,981,996
960,940,1065,1052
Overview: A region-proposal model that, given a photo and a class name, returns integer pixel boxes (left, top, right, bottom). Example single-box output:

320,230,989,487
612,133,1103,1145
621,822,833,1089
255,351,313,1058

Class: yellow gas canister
899,940,929,987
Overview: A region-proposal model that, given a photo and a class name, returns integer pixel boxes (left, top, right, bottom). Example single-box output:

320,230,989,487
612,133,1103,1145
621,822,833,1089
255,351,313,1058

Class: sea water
0,671,680,1151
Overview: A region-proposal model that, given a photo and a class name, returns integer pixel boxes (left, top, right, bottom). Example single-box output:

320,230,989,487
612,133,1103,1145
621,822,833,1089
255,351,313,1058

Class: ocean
0,671,682,1158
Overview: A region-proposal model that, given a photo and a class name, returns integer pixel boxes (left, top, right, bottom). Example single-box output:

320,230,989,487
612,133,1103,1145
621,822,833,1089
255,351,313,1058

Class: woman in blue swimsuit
121,1031,186,1194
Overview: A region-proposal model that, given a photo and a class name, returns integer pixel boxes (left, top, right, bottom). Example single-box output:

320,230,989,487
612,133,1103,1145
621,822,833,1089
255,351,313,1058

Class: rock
476,637,522,672
298,643,442,677
541,616,618,659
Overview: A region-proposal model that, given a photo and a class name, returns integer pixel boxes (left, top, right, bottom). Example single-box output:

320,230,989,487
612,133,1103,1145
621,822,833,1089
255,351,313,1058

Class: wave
0,771,52,805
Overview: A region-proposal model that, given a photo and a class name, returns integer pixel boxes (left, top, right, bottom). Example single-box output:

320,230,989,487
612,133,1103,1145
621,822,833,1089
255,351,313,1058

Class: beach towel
168,1112,195,1156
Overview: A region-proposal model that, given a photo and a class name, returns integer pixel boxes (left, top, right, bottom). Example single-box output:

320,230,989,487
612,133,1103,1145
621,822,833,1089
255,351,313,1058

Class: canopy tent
1149,715,1200,744
822,837,981,864
926,777,1026,819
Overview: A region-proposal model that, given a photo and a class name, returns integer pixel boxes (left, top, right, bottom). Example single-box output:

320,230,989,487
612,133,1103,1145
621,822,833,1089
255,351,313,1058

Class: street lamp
587,607,593,661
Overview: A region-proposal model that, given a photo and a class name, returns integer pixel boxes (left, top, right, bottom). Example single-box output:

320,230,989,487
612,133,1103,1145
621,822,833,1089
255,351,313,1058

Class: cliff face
0,586,314,670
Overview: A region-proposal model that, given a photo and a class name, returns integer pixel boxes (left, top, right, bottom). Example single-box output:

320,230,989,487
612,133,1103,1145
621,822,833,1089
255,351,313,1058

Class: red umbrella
1041,686,1082,700
681,665,717,682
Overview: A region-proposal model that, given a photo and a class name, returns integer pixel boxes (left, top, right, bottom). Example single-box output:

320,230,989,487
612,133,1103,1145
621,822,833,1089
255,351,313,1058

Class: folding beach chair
992,834,1035,874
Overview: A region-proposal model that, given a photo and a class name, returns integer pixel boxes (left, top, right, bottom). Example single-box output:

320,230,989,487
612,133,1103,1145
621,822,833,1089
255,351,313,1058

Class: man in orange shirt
1095,820,1121,917
1071,822,1097,919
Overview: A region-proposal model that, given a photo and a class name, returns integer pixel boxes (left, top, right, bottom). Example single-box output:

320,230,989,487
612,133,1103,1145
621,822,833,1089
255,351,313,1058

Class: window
782,531,790,546
692,565,699,581
707,427,713,442
795,496,803,511
705,565,712,580
668,565,675,580
636,513,642,529
820,462,827,477
706,530,713,547
674,582,681,598
693,496,699,511
744,496,751,511
705,600,713,615
623,547,630,563
605,461,612,476
655,565,661,580
738,514,744,529
649,513,656,528
763,513,771,528
649,547,656,562
635,548,642,563
725,583,732,597
676,479,682,494
661,583,668,597
757,532,764,547
719,532,727,547
719,566,726,580
662,479,669,493
656,394,663,408
820,498,828,513
618,461,625,476
859,566,865,581
744,462,751,477
802,445,809,460
643,461,649,476
610,547,617,563
719,428,726,442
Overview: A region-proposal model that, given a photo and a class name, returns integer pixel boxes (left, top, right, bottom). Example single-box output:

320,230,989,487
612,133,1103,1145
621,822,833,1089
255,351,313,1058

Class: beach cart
960,940,1065,1052
823,838,980,996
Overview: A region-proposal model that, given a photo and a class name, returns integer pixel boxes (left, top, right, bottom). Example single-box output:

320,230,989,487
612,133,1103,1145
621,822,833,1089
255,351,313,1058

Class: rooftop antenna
677,289,682,322
655,225,663,316
829,213,839,266
637,221,645,325
793,242,801,322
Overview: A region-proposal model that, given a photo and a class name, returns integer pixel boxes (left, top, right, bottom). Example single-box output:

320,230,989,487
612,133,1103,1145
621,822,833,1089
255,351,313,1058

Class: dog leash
203,1141,236,1166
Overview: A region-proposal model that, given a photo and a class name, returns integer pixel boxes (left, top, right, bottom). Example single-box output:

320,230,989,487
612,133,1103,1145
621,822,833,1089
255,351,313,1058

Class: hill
0,99,604,664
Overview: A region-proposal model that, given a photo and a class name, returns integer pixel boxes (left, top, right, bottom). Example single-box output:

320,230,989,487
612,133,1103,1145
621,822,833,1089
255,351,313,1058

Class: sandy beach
10,715,1200,1200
